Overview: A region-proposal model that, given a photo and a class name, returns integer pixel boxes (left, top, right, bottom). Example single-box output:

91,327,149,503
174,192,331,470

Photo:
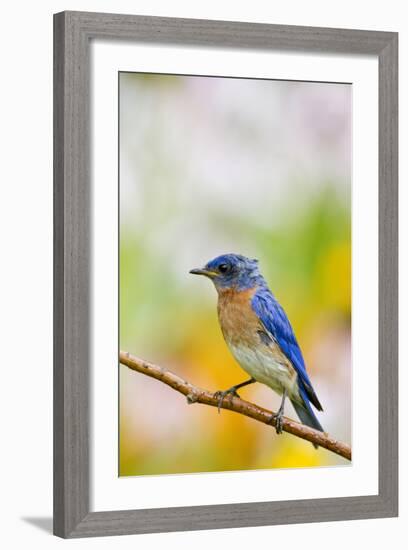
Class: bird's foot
268,410,284,435
214,387,240,413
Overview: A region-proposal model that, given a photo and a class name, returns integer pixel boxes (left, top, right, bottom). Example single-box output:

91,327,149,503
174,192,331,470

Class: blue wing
251,287,323,412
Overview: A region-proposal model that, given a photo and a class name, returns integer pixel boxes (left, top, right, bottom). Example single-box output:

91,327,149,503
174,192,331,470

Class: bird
190,253,324,443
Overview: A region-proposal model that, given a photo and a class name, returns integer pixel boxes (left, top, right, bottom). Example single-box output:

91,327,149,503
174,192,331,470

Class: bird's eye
218,263,229,274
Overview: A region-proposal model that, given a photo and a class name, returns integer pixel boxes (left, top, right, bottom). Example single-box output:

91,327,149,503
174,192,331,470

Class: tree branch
120,350,351,461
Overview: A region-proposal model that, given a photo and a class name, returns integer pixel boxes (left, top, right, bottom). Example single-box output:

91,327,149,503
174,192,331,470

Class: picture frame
53,10,398,538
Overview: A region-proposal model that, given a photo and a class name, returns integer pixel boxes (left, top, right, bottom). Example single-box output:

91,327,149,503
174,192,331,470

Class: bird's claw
269,411,284,435
214,388,240,413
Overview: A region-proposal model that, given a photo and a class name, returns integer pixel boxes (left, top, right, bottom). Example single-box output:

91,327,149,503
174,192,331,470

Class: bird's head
190,253,264,291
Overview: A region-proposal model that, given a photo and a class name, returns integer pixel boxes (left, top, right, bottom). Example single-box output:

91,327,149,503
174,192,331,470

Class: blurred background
119,73,351,476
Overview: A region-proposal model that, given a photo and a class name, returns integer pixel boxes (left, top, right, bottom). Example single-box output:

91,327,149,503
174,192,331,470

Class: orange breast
217,287,261,347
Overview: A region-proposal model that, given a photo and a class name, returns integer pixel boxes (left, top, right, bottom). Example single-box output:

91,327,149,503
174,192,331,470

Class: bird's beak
189,267,218,279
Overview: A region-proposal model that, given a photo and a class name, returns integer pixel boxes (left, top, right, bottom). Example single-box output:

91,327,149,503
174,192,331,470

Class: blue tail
291,396,324,449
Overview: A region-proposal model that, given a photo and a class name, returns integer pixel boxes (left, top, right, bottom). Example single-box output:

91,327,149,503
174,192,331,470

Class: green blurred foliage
119,74,351,476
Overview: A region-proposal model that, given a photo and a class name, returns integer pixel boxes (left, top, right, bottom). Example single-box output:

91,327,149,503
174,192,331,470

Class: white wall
0,1,405,547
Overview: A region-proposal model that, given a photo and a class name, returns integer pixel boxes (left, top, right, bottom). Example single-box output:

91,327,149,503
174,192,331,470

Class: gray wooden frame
54,10,398,538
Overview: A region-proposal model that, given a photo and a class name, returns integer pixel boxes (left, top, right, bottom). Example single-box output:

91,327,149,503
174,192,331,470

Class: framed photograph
53,11,398,538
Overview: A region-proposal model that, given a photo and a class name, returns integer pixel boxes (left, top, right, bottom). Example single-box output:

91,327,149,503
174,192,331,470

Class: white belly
229,342,298,397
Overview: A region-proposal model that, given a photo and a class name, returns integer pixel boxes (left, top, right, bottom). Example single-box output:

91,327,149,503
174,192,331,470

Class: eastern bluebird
190,253,323,442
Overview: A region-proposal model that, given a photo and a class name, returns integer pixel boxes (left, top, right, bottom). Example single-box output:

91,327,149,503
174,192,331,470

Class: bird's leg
269,389,287,434
214,378,256,413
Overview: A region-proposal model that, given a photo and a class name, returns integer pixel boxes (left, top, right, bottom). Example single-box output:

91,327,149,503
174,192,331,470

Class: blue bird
190,253,324,443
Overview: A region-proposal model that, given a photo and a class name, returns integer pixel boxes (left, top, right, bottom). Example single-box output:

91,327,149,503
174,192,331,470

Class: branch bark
120,350,351,461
